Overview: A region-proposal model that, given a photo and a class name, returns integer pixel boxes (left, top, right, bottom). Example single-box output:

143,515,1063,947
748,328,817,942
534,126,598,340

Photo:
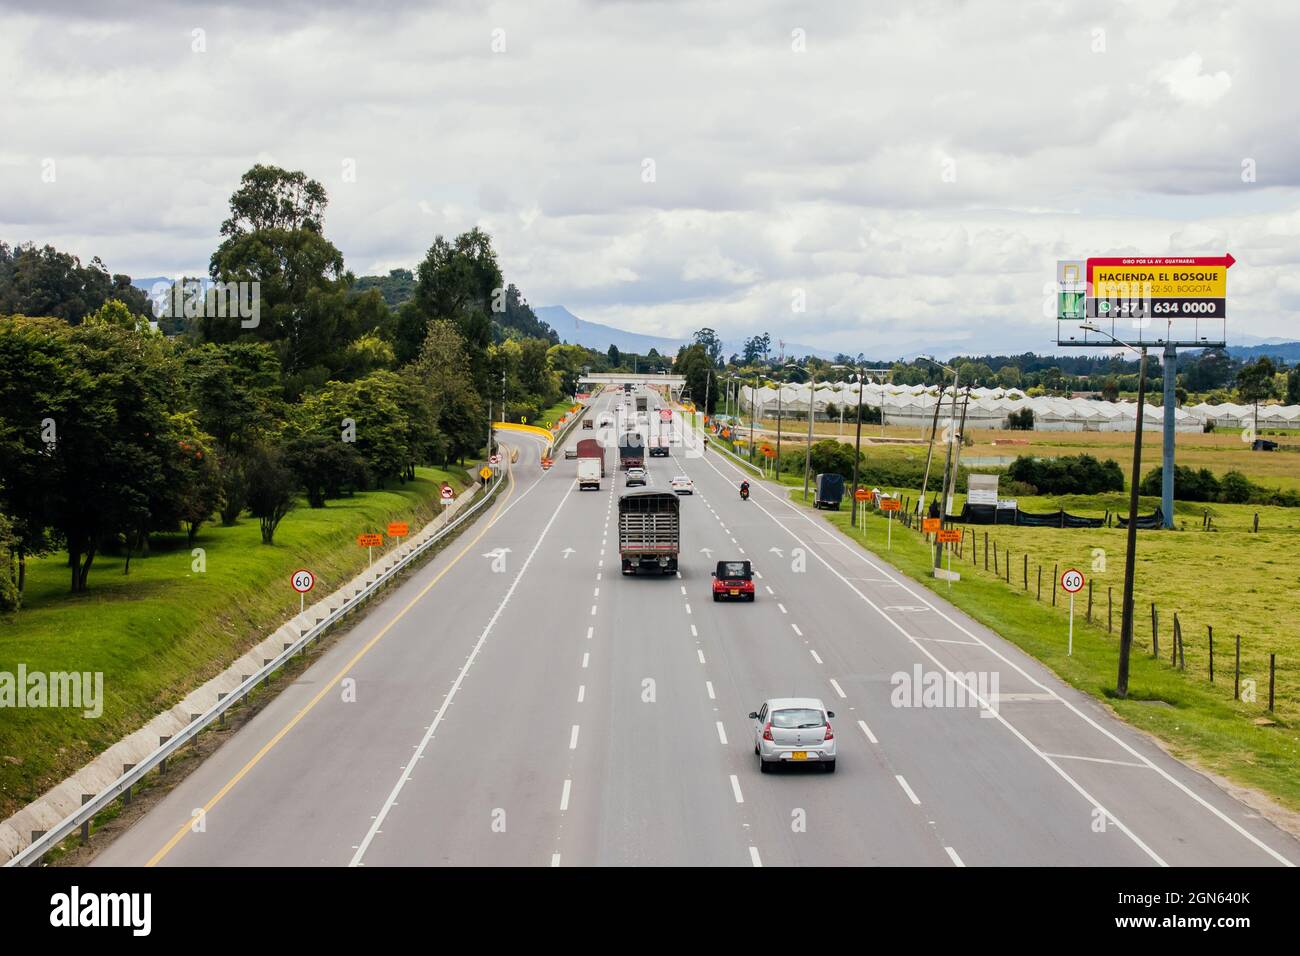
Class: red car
712,560,755,602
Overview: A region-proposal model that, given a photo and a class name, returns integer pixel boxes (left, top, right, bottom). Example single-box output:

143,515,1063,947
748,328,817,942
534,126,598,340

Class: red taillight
824,722,834,740
762,722,773,741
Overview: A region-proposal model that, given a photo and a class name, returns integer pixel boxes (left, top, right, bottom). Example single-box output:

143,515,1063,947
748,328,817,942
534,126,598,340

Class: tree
1007,407,1035,430
0,512,19,611
285,435,369,507
1236,358,1280,435
0,241,153,324
1287,365,1300,405
676,343,719,414
693,327,723,366
1101,376,1120,402
244,444,297,544
413,319,485,465
607,344,621,367
220,164,328,237
160,413,224,547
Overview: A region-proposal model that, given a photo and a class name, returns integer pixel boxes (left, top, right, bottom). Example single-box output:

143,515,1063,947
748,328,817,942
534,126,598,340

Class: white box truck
578,457,602,490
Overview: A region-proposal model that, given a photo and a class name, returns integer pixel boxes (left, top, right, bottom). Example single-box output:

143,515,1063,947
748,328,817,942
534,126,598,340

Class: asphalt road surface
94,388,1300,867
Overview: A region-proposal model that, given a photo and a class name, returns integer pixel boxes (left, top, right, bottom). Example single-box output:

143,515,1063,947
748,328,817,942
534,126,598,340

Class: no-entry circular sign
440,484,454,500
1060,568,1085,594
291,568,315,593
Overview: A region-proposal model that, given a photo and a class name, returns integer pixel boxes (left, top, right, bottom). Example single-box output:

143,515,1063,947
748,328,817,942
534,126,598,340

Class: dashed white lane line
829,678,847,698
697,649,707,664
569,725,580,750
680,585,687,595
791,623,803,636
551,853,562,867
593,587,599,597
690,624,698,637
945,846,965,867
896,775,921,805
730,775,744,804
586,626,594,640
581,653,590,668
749,846,763,867
765,586,774,595
577,685,585,703
596,572,602,581
809,649,823,664
857,719,878,744
706,680,716,700
716,722,728,745
560,779,572,811
590,605,597,615
685,603,692,615
777,603,787,614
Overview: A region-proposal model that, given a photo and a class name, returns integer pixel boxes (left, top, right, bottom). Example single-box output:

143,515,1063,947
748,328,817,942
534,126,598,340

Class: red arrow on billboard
1086,253,1234,284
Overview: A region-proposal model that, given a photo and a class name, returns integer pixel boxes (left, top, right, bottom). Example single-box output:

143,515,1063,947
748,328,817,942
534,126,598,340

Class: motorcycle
740,484,750,501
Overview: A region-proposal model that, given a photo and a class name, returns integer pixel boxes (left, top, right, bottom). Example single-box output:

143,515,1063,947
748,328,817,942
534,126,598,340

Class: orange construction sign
357,533,383,548
854,488,871,501
541,458,554,470
922,518,941,534
879,498,901,512
936,528,962,544
386,522,409,538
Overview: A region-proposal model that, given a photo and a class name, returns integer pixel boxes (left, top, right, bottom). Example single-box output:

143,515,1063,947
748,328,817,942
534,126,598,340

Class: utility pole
803,368,817,502
851,370,865,528
1161,343,1177,529
917,381,944,517
1117,347,1150,698
775,379,783,477
934,370,961,570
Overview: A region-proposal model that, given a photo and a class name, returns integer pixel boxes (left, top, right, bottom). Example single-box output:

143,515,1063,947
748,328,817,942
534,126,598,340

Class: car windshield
771,708,824,729
720,562,749,578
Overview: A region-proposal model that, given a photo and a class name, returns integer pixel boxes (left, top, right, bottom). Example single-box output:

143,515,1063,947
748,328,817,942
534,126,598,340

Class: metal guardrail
5,464,507,867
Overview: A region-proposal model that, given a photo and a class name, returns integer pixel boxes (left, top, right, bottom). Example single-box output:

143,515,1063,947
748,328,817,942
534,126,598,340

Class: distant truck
578,457,602,491
619,433,645,470
649,434,670,457
582,417,593,429
814,473,845,510
635,395,648,413
576,438,606,477
618,490,680,575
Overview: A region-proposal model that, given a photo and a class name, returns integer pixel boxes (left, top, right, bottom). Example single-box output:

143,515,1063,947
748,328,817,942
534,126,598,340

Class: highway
93,387,1300,867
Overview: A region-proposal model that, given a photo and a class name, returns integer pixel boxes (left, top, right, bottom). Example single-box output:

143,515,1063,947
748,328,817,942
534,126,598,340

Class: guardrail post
80,794,92,844
159,736,171,773
123,764,135,804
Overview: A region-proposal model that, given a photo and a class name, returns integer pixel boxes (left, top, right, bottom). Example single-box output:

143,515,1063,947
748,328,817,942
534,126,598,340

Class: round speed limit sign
291,568,316,593
1060,568,1084,594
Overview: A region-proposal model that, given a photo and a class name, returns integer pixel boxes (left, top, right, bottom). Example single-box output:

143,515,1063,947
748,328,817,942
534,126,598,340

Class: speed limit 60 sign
291,568,315,593
1060,568,1085,593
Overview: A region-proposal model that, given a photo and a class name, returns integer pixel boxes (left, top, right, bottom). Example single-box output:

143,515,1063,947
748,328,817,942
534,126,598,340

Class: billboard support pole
1161,343,1177,529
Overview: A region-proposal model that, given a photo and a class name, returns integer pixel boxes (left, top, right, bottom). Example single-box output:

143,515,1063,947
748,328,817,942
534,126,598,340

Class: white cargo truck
577,457,602,491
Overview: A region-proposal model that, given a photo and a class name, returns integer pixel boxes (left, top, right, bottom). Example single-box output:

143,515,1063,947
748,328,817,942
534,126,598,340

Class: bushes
1007,407,1035,430
1142,465,1300,507
1007,454,1123,495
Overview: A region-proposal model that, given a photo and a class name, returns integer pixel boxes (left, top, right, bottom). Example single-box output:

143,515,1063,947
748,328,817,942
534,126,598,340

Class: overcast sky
3,0,1298,355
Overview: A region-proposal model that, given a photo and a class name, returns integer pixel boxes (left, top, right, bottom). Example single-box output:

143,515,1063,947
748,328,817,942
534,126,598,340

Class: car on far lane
670,475,694,494
711,559,754,601
750,697,837,773
625,467,647,487
564,447,578,459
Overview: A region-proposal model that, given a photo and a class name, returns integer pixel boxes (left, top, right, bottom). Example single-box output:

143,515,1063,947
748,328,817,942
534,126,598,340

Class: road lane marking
791,623,803,636
590,605,597,615
690,624,698,637
1043,753,1152,769
593,587,599,596
586,626,594,640
857,720,878,743
896,775,921,805
716,722,728,745
810,649,823,664
697,649,706,664
765,586,773,594
749,846,762,867
829,678,846,698
577,685,585,703
551,853,562,867
582,652,589,668
777,603,787,614
945,846,965,867
145,452,524,868
706,681,716,699
730,775,744,804
560,779,572,811
685,603,692,615
345,471,577,868
569,725,580,749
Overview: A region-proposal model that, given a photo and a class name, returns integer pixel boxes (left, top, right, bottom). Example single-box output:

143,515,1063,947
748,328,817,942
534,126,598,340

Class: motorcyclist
740,480,750,500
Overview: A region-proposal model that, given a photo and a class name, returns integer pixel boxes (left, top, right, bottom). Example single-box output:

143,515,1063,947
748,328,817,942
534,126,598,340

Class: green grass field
0,466,469,819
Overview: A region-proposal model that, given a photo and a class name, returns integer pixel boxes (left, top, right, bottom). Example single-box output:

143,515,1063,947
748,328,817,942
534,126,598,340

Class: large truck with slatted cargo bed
618,489,680,575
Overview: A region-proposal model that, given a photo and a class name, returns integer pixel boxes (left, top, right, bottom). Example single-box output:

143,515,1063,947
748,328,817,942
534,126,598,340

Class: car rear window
720,562,749,578
771,708,824,729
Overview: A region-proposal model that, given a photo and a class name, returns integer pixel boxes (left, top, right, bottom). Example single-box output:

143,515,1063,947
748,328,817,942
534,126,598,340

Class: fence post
1234,635,1241,700
1006,550,1011,583
984,533,988,571
1023,553,1028,590
1269,654,1276,712
1253,512,1259,533
1037,566,1042,601
1171,613,1178,665
1151,603,1159,658
1052,564,1058,606
1087,580,1093,622
1208,625,1214,683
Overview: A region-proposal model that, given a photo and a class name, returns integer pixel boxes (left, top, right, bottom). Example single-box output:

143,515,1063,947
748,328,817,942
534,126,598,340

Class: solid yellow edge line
144,457,516,867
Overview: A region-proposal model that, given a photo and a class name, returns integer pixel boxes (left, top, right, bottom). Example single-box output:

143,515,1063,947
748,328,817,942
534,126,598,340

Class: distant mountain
1225,342,1300,362
536,305,840,360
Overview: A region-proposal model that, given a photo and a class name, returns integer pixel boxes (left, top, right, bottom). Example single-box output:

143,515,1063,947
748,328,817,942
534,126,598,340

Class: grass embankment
0,466,469,819
794,486,1300,813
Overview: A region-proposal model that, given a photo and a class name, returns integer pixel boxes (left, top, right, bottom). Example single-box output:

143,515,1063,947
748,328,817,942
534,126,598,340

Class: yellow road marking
145,455,518,866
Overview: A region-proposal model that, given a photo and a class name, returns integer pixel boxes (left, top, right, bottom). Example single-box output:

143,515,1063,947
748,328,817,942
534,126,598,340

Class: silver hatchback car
749,697,836,773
